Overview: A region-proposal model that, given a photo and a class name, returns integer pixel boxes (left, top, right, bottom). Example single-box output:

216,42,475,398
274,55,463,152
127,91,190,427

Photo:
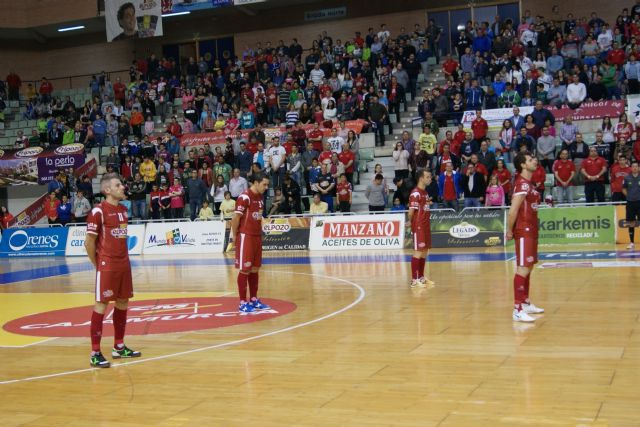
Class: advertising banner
161,0,232,14
180,120,367,147
462,101,626,129
309,214,405,251
65,224,145,256
0,227,68,257
0,144,85,186
537,206,615,245
74,158,98,179
627,95,640,121
106,0,163,42
405,208,505,249
143,221,225,254
262,217,310,251
614,204,640,244
7,192,49,227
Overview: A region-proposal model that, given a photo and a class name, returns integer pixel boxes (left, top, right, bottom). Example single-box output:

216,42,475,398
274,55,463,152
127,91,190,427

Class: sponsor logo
110,225,128,239
102,290,114,298
8,230,60,251
322,221,400,238
484,236,501,246
15,147,44,157
147,228,196,247
448,222,480,239
139,0,158,11
2,297,297,337
538,216,612,231
263,219,291,235
527,256,535,263
53,143,84,155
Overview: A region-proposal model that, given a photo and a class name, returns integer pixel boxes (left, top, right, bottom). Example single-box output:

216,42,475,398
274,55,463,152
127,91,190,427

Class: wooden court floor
0,246,639,426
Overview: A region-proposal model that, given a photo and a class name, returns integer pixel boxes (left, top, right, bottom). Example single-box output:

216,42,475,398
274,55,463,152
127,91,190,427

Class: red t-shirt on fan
336,181,352,202
235,189,264,236
512,175,540,238
409,187,431,230
552,159,575,185
582,156,608,182
86,201,130,271
610,164,632,193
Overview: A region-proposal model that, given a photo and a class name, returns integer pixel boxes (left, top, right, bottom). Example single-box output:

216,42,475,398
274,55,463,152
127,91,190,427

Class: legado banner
0,227,69,257
537,205,615,245
143,221,225,254
309,214,405,250
407,208,505,248
261,217,310,251
65,224,145,256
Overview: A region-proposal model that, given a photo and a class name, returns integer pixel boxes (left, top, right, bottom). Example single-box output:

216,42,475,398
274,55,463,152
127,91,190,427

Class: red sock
249,272,259,300
411,257,420,279
524,275,531,303
513,274,527,310
113,307,128,348
419,258,426,277
237,273,249,302
90,311,105,353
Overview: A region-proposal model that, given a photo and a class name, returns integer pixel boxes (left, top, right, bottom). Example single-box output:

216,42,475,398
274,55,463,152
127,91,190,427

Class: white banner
309,214,405,251
627,95,640,121
65,224,145,256
461,107,534,129
143,221,225,254
106,0,163,43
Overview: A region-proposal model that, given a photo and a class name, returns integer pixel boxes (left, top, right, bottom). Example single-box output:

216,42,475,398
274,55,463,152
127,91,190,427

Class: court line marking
0,271,365,385
0,337,58,349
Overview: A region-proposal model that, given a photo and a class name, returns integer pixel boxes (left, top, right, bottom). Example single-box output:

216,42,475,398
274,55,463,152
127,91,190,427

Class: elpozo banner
405,208,505,249
537,205,615,245
0,144,85,186
0,227,68,257
309,214,405,251
106,0,163,43
65,225,145,256
262,217,310,251
143,221,225,254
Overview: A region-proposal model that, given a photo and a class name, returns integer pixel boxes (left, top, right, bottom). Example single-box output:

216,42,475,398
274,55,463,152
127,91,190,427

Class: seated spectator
309,193,329,214
198,200,215,220
566,74,587,109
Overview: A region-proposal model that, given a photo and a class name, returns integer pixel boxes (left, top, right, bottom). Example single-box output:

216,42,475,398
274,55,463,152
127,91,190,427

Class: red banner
7,192,49,227
74,158,98,179
545,100,625,121
180,119,367,147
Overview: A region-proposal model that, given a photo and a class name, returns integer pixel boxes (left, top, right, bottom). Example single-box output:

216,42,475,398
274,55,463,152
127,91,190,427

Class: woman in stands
615,112,634,142
0,206,14,230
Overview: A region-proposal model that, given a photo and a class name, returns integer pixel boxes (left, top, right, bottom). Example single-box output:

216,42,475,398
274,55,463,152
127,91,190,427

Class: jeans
606,86,621,100
271,167,286,190
320,194,334,212
420,61,429,81
585,181,605,203
464,197,481,208
555,186,574,204
189,200,202,221
372,120,385,146
442,200,459,210
132,199,147,219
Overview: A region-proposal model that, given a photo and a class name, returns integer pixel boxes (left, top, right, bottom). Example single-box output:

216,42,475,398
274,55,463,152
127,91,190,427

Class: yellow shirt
214,119,226,130
198,206,214,220
309,201,329,215
220,199,236,219
418,133,437,155
140,161,157,182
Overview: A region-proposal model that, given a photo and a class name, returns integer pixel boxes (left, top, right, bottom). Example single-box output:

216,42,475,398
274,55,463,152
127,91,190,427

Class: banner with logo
537,205,615,245
627,95,640,121
309,214,405,251
0,227,69,257
74,158,98,179
262,217,310,251
65,224,145,256
462,101,626,129
106,0,163,43
161,0,232,14
614,204,639,245
143,221,225,254
7,193,49,227
0,144,85,186
404,208,505,249
180,120,367,148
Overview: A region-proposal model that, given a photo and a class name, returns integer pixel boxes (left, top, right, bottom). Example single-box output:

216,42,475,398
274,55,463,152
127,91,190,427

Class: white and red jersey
615,122,634,141
512,175,540,237
235,189,264,236
409,187,431,230
86,201,130,271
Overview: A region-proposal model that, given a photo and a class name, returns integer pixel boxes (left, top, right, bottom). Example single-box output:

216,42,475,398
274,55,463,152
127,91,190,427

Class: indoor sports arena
1,0,640,424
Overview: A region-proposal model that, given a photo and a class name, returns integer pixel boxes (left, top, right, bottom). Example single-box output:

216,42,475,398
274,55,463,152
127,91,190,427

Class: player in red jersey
506,152,545,322
231,173,271,313
85,173,141,368
407,169,435,288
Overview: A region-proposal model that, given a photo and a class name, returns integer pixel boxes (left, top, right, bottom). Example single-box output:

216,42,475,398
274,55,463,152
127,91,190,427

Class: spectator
531,100,555,129
622,161,640,249
186,169,208,221
0,206,14,229
130,173,147,219
476,140,497,176
73,190,91,223
198,200,215,220
366,174,387,211
316,163,336,212
537,126,557,173
309,193,329,214
485,175,505,207
438,162,461,210
566,74,587,109
45,192,60,224
611,155,632,202
553,149,576,204
210,175,228,215
392,141,410,179
581,146,608,203
461,163,486,208
281,173,302,214
168,177,185,218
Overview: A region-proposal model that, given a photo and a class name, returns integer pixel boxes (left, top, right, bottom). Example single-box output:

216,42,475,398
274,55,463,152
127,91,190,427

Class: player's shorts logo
244,261,253,268
103,290,114,298
418,242,426,248
526,256,534,263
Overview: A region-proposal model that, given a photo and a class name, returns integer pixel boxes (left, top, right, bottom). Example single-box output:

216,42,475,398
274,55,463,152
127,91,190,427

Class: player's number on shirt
118,213,125,221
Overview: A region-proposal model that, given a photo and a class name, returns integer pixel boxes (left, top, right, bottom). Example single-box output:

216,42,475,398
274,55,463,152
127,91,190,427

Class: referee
622,161,640,250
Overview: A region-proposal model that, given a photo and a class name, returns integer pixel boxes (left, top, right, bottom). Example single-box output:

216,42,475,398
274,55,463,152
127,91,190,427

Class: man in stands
85,173,141,368
610,155,632,202
408,169,435,288
581,146,608,203
552,149,576,204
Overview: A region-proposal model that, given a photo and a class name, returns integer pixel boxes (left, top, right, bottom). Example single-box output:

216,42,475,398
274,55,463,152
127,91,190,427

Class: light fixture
162,11,191,17
57,25,85,32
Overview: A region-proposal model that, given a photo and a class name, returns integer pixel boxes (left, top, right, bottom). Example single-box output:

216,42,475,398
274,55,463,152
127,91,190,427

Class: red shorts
95,269,133,303
412,227,432,251
514,235,538,267
235,233,262,271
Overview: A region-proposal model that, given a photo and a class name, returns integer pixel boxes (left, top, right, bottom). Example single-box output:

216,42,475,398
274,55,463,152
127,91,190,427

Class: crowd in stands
3,4,640,221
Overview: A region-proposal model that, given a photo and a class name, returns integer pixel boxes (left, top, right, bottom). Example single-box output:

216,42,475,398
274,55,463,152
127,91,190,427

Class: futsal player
231,173,272,313
506,152,545,322
85,173,141,368
622,160,640,249
407,169,435,288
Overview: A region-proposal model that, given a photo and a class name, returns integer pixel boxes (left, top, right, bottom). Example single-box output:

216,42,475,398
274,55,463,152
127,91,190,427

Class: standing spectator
471,110,488,145
461,163,486,208
366,174,387,211
186,169,208,221
477,140,497,176
268,136,287,190
0,206,14,229
537,126,557,173
392,141,410,179
129,173,147,220
220,192,236,220
229,169,249,199
210,175,228,215
336,174,353,212
485,175,506,207
56,195,72,226
368,95,388,146
553,149,576,204
492,159,512,201
45,192,60,224
281,173,302,214
5,72,21,101
623,161,640,249
438,162,461,210
316,163,336,212
168,177,185,218
610,156,632,202
581,146,608,203
38,77,53,103
531,100,555,129
73,190,91,223
566,74,587,109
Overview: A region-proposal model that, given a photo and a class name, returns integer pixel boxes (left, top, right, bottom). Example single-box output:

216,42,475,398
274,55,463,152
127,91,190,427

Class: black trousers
584,181,605,203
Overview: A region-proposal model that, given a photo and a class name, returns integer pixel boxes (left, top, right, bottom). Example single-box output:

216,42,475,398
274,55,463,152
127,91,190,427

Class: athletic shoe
239,302,254,313
522,302,544,314
628,243,635,250
419,277,436,287
90,352,110,368
410,279,424,288
513,309,536,323
112,345,141,359
251,299,271,310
